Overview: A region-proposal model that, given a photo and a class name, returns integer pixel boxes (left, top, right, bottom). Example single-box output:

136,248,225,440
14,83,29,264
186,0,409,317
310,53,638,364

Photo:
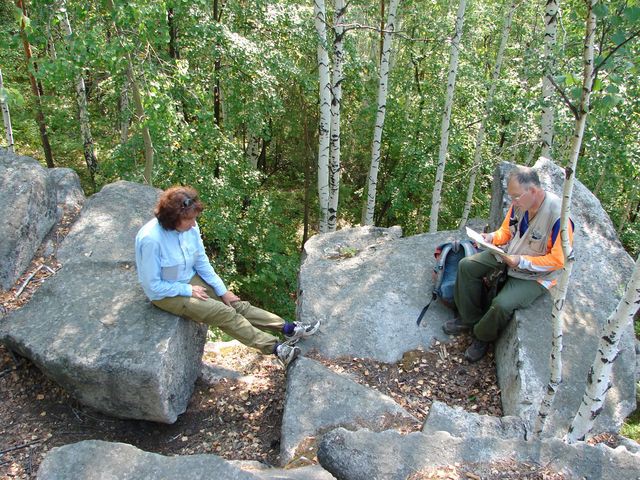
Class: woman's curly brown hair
155,186,204,230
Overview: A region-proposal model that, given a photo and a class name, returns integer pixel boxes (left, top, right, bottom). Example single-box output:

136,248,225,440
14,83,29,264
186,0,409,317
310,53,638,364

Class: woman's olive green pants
153,275,284,354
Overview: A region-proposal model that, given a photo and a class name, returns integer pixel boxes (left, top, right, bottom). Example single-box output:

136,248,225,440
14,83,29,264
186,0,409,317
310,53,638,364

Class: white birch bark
459,0,518,229
428,0,466,233
0,69,15,152
314,0,331,233
566,254,640,443
534,0,597,437
541,0,559,160
246,132,261,169
363,0,400,226
60,1,98,186
327,0,346,232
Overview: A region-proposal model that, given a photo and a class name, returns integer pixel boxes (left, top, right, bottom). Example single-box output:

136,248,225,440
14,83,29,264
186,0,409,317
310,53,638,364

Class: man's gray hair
508,166,541,188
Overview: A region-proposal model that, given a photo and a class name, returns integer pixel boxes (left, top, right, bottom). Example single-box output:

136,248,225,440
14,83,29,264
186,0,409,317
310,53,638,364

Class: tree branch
336,22,430,43
593,29,640,78
546,74,579,119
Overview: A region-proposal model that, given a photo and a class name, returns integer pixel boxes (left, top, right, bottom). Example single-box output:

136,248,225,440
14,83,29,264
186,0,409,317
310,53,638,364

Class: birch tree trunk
17,0,54,167
363,0,400,226
106,0,154,185
327,0,346,232
314,0,331,233
459,0,518,229
533,0,596,437
0,70,15,152
60,1,98,189
246,133,261,170
566,255,640,442
540,0,559,160
428,0,466,232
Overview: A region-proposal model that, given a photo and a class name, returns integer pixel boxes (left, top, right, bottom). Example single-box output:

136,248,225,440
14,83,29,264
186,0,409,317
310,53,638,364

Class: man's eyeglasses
510,189,528,202
182,197,195,209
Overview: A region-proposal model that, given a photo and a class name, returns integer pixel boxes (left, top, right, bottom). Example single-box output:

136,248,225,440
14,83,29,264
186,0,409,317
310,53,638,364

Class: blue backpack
416,240,478,325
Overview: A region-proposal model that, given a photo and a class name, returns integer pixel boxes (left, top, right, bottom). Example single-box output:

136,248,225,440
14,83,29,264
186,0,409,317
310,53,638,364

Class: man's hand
191,285,209,300
221,291,240,306
481,232,494,243
503,254,520,268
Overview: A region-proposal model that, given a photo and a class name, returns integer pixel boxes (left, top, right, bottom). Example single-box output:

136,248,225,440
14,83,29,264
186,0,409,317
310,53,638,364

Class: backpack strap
432,242,455,296
460,239,477,257
416,293,436,326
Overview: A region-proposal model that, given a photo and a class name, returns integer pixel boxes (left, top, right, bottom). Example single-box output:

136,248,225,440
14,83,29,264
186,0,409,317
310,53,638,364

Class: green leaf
592,78,603,92
593,3,609,18
624,6,640,23
612,31,627,46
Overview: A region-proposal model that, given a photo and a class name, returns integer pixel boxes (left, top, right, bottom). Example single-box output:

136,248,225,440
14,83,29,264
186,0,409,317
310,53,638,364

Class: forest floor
0,215,630,479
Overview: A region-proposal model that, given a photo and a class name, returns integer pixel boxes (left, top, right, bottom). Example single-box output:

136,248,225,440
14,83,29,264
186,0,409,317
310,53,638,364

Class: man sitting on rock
443,166,573,362
135,186,319,367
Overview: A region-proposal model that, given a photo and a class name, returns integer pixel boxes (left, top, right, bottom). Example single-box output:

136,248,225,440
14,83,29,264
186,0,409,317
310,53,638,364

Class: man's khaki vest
505,191,564,285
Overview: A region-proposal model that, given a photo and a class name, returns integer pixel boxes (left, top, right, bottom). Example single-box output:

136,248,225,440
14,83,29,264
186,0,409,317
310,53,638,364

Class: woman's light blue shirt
135,218,227,301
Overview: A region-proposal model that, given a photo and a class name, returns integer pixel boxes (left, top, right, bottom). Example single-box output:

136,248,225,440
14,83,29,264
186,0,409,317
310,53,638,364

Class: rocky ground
0,216,629,479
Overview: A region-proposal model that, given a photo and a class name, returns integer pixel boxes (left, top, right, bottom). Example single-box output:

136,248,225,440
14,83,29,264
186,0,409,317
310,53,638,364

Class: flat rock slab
0,181,208,423
422,400,527,440
298,226,465,362
492,159,636,435
36,440,260,480
280,356,417,466
0,262,206,422
57,180,159,265
317,427,640,480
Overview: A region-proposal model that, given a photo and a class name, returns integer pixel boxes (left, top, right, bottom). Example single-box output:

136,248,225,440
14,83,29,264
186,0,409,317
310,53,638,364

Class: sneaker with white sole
285,319,321,344
275,343,300,367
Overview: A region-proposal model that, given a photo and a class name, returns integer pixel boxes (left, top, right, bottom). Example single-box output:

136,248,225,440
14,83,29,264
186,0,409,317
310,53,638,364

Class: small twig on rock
43,265,56,274
15,265,44,298
0,439,41,456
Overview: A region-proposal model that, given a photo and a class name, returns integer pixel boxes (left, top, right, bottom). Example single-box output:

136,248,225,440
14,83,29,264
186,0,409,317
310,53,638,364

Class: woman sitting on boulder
134,186,319,367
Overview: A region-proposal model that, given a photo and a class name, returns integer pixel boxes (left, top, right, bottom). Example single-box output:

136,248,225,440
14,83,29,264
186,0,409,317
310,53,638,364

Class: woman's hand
191,285,209,300
221,291,240,306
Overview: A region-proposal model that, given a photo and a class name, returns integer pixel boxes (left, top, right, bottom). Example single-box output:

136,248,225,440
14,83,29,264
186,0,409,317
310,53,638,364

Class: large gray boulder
0,151,57,290
37,440,259,480
0,181,208,422
491,159,636,436
280,356,416,466
317,427,640,480
298,226,460,362
37,440,337,480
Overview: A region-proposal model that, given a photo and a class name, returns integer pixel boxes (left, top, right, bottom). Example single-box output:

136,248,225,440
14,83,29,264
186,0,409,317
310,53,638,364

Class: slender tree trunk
17,0,54,167
213,0,222,126
459,0,519,229
428,0,466,232
363,0,400,226
60,2,98,189
0,70,15,152
566,255,640,443
534,0,596,437
246,132,261,169
106,0,154,185
168,7,179,59
119,75,130,144
328,0,346,232
540,0,559,160
314,0,331,233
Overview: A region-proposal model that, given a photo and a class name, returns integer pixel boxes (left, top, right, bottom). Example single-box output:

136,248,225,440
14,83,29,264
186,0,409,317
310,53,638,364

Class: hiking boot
285,319,321,344
442,317,470,336
465,339,489,363
275,343,300,368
